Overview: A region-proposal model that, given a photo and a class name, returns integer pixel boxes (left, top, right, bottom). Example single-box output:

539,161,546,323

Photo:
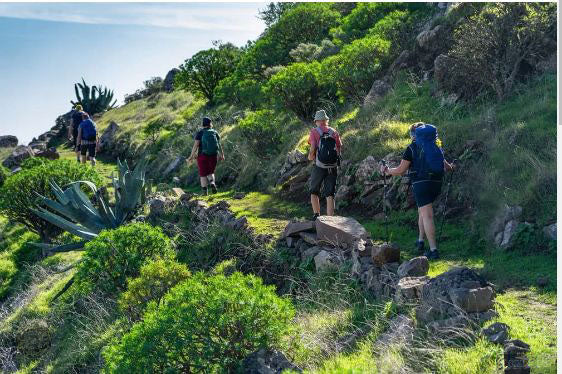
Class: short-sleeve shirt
195,128,221,156
402,142,443,182
308,126,342,152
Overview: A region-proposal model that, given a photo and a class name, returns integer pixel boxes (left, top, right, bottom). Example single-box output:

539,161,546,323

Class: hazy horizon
0,3,266,144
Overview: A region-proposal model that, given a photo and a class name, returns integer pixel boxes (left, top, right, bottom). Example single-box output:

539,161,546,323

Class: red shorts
197,154,217,177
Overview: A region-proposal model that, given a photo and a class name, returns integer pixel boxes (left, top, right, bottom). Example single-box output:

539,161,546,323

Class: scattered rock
498,220,520,249
99,121,120,152
241,349,302,374
537,276,549,288
335,185,353,202
286,236,297,248
355,156,379,184
163,68,180,92
301,246,322,263
299,231,318,245
0,135,18,148
163,156,185,177
504,339,531,373
314,250,336,271
282,220,315,238
316,216,370,247
397,256,429,278
225,216,248,230
434,54,455,88
491,205,523,245
395,276,430,304
543,223,556,240
363,79,391,106
2,145,34,169
36,147,60,160
416,25,444,52
371,243,400,267
149,196,169,217
171,187,186,199
29,141,47,152
482,322,510,345
233,192,246,199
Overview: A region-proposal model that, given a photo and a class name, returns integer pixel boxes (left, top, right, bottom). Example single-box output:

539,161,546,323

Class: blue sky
0,3,266,144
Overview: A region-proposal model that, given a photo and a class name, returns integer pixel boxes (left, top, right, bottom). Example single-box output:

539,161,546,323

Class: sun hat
313,110,329,121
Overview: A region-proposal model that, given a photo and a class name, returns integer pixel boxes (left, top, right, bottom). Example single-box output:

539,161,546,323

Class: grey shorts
310,165,337,197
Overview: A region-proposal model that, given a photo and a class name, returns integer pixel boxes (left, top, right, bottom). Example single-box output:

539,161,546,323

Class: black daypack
316,127,338,166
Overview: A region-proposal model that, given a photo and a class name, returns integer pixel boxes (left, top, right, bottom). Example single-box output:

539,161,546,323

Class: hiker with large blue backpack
76,112,100,166
380,122,454,260
308,109,342,221
187,117,225,195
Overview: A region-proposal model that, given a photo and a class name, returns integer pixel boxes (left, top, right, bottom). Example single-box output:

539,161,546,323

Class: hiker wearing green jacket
308,110,342,221
187,117,224,195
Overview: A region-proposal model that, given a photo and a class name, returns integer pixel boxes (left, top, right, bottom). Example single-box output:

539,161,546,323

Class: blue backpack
414,124,444,179
80,119,97,141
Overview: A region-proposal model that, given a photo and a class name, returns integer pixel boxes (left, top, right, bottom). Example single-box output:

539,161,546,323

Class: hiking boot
415,240,425,253
424,249,440,260
311,213,320,221
210,183,218,194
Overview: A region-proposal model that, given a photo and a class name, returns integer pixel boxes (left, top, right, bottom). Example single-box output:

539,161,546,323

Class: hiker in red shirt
187,117,224,195
308,110,342,221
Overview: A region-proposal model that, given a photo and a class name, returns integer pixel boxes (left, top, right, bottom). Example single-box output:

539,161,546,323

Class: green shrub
20,157,47,170
75,223,174,294
238,109,284,157
265,61,336,121
321,36,391,100
0,159,102,241
448,3,556,100
214,74,265,108
103,272,294,373
118,258,190,321
143,117,166,143
0,166,9,187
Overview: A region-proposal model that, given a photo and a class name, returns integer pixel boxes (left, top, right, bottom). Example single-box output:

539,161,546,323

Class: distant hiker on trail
308,109,342,221
76,112,100,166
68,104,85,163
187,116,224,195
380,122,454,260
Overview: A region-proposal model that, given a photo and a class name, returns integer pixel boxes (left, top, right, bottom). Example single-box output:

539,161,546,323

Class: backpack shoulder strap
315,127,324,136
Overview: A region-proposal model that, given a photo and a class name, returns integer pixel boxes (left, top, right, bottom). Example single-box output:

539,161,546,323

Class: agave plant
70,78,117,116
32,158,151,255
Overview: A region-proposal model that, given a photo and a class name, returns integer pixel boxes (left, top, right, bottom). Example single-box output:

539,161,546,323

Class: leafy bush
20,157,47,170
0,159,102,241
367,10,424,53
74,223,174,294
447,3,556,100
0,166,9,188
238,110,284,157
143,117,167,143
175,42,242,103
265,61,336,121
321,36,391,100
214,74,265,108
118,258,190,321
289,39,340,63
103,272,294,373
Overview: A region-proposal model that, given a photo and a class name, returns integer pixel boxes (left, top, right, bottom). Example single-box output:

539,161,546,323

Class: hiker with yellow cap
308,109,342,221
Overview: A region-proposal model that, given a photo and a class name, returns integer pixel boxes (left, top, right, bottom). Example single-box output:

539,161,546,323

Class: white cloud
0,3,266,32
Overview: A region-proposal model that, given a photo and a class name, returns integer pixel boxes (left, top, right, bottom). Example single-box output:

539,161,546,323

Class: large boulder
363,79,391,107
241,349,302,374
0,135,18,148
99,121,120,153
163,156,185,177
355,156,379,185
2,145,34,170
282,220,315,238
36,147,60,160
28,141,47,152
416,267,495,324
315,216,370,247
543,223,556,240
416,25,445,53
397,256,429,278
163,68,180,92
371,243,400,267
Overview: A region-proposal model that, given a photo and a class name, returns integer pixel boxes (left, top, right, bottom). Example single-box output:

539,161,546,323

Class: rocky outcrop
397,256,429,278
315,215,370,247
543,223,556,240
162,156,185,177
0,135,18,148
416,267,496,327
163,68,180,92
35,147,60,160
277,150,308,187
363,80,391,107
491,205,523,249
2,145,34,170
241,349,302,374
99,121,120,154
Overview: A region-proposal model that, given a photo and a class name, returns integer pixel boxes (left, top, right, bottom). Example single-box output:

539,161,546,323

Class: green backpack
201,128,219,156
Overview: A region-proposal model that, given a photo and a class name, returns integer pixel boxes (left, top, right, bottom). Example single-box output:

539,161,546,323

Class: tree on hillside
258,2,296,27
175,42,242,103
448,2,556,100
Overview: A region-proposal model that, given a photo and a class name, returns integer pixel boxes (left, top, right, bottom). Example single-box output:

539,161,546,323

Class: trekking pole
437,159,458,247
380,160,389,242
